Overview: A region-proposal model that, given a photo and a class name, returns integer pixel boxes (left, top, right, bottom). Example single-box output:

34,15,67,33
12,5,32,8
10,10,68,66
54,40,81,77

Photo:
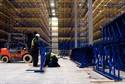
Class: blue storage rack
93,41,122,81
69,13,125,81
93,13,125,81
70,45,93,68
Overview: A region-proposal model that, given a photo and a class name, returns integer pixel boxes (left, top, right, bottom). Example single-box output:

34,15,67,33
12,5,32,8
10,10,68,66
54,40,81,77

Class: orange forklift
0,33,32,63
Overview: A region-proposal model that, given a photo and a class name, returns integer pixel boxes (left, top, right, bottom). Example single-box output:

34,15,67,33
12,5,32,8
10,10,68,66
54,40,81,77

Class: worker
31,33,40,67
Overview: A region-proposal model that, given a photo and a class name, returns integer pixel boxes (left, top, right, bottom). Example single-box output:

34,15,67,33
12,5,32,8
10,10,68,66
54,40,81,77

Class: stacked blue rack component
70,13,125,81
59,41,75,56
93,13,125,81
70,45,93,68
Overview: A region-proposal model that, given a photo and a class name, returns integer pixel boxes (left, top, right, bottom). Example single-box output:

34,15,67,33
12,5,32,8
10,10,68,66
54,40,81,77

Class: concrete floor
0,58,125,84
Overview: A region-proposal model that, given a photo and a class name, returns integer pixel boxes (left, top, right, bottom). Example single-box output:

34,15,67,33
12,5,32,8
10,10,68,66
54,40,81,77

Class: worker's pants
31,49,39,67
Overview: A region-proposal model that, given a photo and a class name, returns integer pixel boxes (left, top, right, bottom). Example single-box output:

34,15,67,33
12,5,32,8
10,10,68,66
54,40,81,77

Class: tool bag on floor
48,55,60,67
44,52,51,67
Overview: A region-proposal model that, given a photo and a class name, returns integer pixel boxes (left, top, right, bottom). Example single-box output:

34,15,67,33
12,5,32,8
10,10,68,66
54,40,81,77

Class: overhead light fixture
50,2,55,7
52,9,55,13
52,12,56,16
99,10,102,13
104,5,107,7
79,3,82,7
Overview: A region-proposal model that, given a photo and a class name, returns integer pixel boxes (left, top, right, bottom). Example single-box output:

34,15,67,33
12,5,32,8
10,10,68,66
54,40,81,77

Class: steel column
74,0,78,48
87,0,93,45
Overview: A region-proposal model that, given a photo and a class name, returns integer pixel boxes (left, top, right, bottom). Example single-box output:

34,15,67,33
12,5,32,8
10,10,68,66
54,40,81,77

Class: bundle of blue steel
103,13,125,41
102,13,125,70
93,13,125,81
59,41,75,50
93,40,122,81
70,45,93,68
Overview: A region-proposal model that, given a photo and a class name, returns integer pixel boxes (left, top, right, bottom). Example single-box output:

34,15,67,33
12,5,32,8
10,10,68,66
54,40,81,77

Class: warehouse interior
0,0,125,84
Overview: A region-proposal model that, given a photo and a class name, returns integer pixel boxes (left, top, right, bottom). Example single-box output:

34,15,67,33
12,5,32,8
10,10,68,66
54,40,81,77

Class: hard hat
35,33,40,37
